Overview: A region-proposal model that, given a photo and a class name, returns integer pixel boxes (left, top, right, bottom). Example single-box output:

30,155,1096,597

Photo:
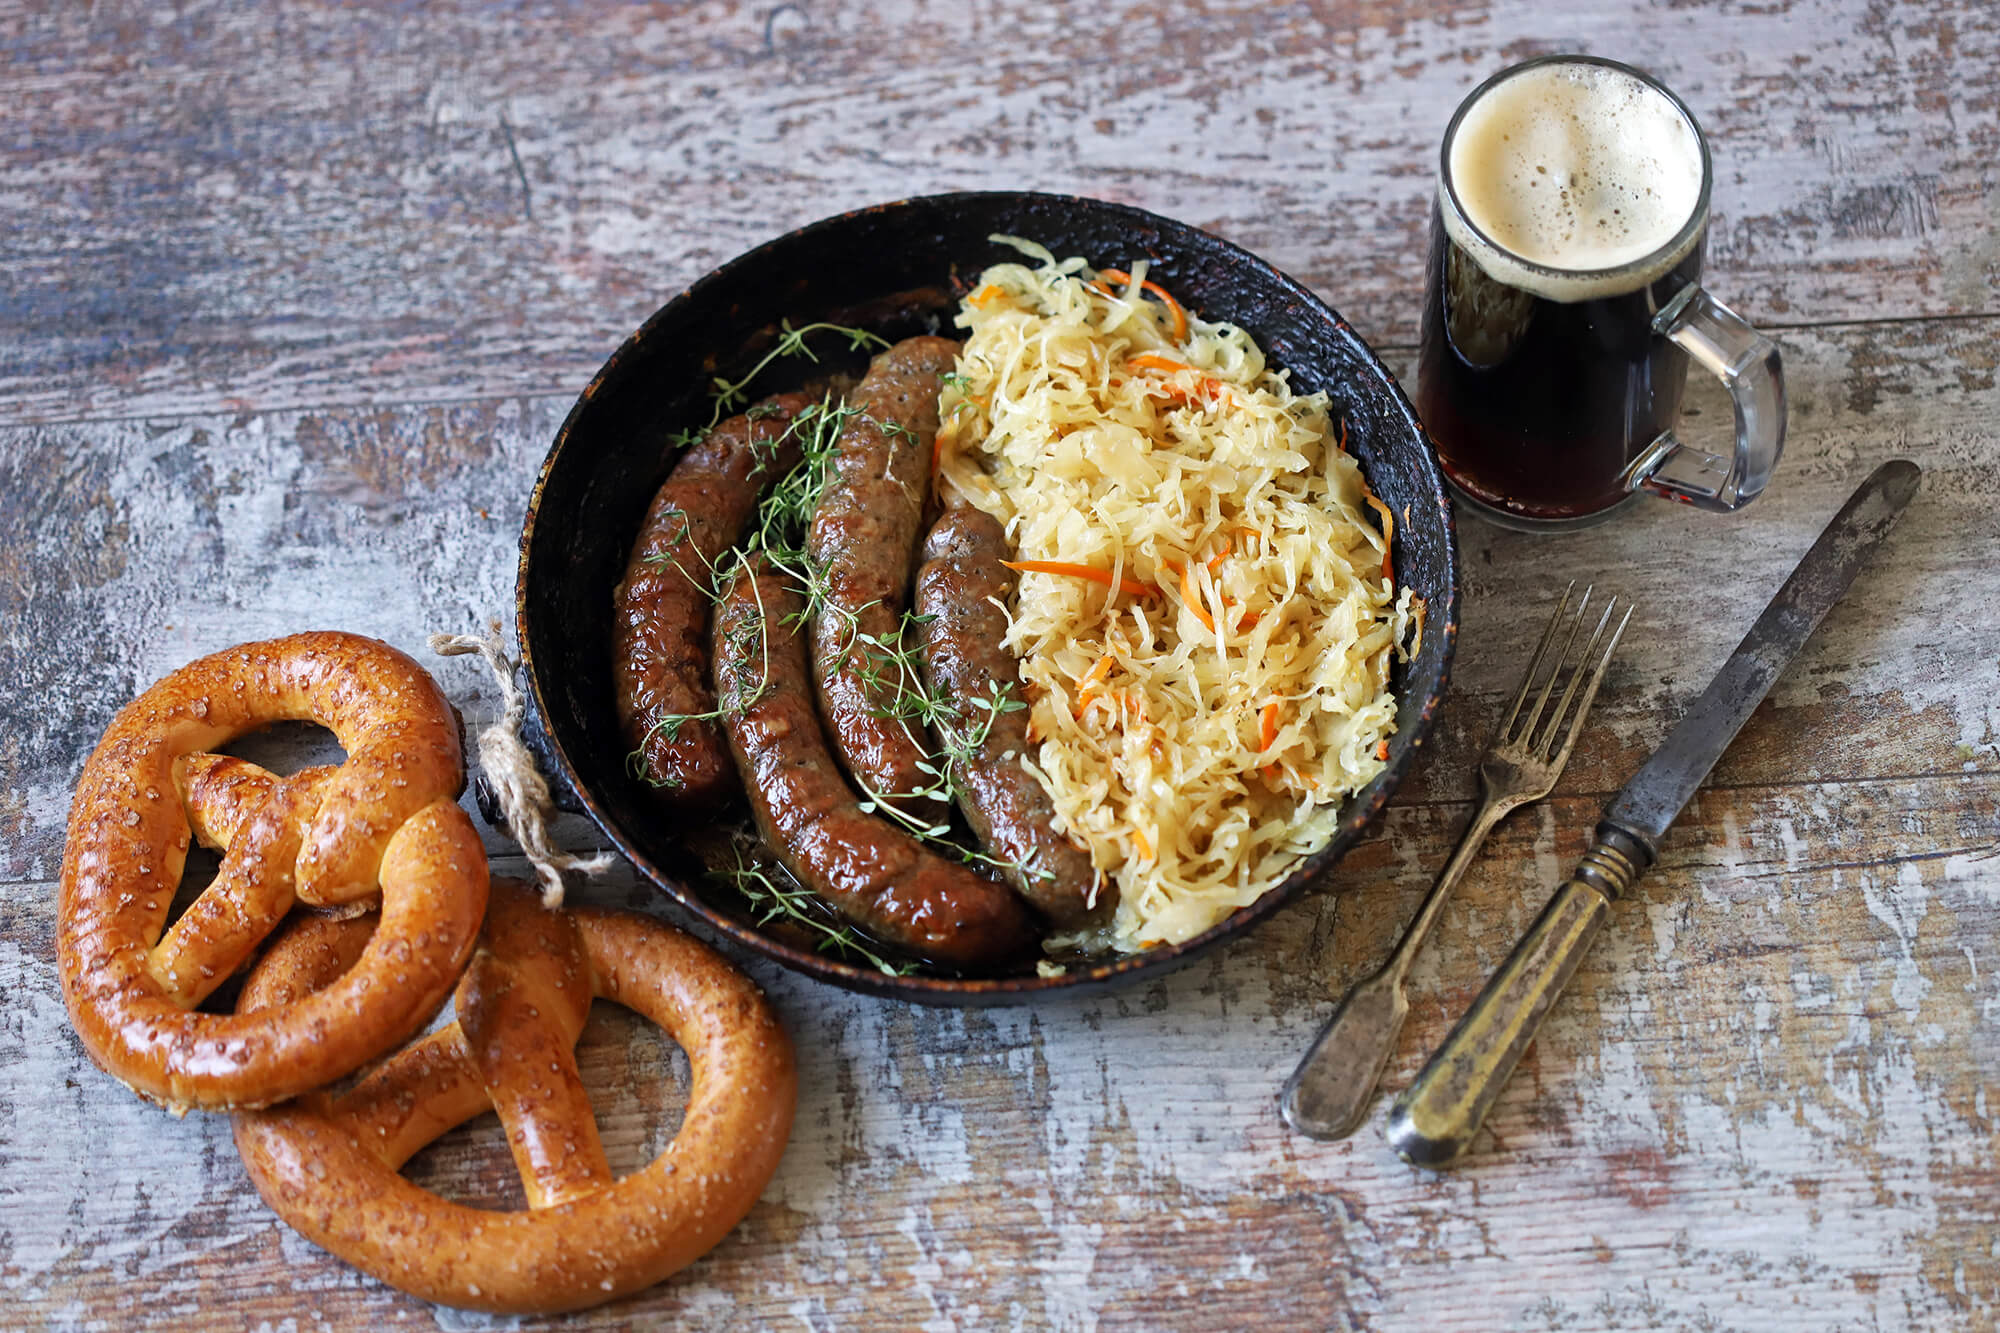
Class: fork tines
1503,582,1634,761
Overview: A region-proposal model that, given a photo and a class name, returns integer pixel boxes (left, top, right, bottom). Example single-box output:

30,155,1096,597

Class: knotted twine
429,630,616,907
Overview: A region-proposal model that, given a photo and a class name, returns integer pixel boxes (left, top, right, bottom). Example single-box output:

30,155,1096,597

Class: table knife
1385,459,1922,1167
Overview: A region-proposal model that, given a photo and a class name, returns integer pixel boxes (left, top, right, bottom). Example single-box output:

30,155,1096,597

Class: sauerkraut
938,236,1418,952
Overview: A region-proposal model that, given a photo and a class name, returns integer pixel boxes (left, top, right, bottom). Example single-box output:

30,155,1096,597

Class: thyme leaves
710,838,915,976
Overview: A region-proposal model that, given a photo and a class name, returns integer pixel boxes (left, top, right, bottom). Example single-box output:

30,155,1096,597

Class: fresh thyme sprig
711,837,914,976
845,670,1048,883
626,709,705,786
626,543,780,789
745,397,857,609
707,321,889,427
638,505,721,594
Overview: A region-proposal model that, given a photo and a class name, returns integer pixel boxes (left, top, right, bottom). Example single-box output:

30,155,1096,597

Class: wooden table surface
3,1,1995,1328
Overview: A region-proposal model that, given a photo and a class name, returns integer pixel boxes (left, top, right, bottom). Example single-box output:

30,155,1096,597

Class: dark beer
1416,57,1712,528
1418,210,1704,521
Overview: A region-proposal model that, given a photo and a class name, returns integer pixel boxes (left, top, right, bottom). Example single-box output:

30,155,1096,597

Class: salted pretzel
58,631,489,1112
232,878,798,1315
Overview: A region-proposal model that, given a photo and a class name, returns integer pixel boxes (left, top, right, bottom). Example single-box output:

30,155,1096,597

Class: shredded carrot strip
1205,538,1232,572
1336,418,1348,454
1116,690,1148,729
1258,700,1282,780
1097,269,1190,343
968,283,1005,308
1179,562,1215,633
1003,560,1157,598
1365,494,1394,581
1376,740,1391,762
1077,653,1116,701
932,416,960,478
1149,375,1229,409
1124,352,1234,410
1132,825,1154,861
1236,610,1260,631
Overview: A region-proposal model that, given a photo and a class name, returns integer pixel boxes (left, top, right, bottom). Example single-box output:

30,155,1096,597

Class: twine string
428,630,615,907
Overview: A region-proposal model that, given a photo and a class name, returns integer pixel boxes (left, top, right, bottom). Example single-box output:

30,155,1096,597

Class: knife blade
1604,458,1923,856
1384,459,1922,1167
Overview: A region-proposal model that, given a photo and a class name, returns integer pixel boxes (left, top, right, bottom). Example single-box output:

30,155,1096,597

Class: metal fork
1280,583,1631,1140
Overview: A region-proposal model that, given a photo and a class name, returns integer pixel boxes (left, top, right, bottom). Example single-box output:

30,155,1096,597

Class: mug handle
1621,285,1787,511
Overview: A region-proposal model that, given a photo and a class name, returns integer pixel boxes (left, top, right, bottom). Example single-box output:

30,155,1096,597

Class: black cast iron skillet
511,191,1459,1005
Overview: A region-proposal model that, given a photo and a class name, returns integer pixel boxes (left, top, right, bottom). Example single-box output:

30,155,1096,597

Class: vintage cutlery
1386,459,1922,1166
1280,583,1631,1140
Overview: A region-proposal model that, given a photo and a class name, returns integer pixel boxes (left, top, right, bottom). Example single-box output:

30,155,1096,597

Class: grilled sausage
915,508,1112,928
806,336,960,815
714,556,1035,969
612,392,817,806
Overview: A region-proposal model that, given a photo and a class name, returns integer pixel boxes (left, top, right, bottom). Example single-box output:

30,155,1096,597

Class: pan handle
472,667,588,826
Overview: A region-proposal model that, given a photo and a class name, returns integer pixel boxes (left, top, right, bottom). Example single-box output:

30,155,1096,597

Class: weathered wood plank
1,0,1993,424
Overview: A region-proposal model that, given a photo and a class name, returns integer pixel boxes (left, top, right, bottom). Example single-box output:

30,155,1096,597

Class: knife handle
1384,826,1649,1167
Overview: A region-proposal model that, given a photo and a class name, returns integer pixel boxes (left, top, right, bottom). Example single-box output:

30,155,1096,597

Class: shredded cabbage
939,240,1416,951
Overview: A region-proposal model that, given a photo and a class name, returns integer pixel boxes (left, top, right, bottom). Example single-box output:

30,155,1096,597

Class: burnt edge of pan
516,190,1461,1006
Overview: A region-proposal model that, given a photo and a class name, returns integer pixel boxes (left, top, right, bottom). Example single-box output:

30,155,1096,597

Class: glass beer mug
1417,55,1786,530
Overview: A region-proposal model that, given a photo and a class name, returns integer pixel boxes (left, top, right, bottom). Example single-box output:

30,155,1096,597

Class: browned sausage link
806,336,961,814
916,509,1112,929
612,392,816,806
714,556,1035,969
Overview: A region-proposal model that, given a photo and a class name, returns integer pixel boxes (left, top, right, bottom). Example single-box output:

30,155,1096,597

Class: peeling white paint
1861,862,1936,1013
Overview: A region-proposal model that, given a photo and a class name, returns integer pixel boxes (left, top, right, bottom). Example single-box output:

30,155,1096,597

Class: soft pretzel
58,631,489,1112
232,879,798,1315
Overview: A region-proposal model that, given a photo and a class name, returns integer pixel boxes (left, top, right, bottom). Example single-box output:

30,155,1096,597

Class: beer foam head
1441,59,1707,302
